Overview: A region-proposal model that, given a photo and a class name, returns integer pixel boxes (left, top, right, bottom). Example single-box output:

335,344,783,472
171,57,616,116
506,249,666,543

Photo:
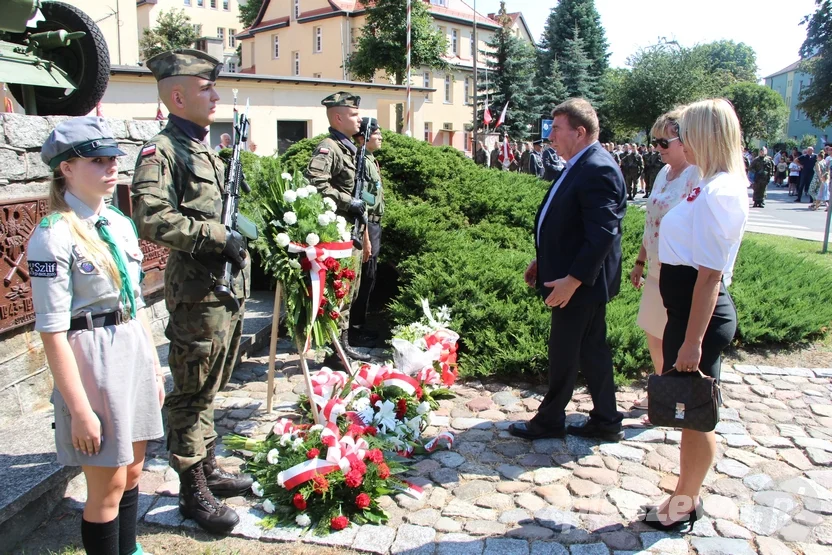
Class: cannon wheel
9,1,110,116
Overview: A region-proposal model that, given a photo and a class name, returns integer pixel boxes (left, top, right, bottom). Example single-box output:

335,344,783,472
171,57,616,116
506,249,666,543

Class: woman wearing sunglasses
629,110,699,421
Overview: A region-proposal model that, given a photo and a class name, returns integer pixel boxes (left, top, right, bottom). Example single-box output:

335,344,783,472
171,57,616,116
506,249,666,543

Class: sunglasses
652,137,681,149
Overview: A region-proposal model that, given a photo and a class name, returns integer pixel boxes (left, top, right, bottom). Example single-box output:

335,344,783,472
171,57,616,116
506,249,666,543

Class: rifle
215,96,258,306
350,120,373,250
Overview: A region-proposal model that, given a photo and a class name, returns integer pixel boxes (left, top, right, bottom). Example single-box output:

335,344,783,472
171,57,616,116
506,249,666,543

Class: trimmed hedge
238,132,832,382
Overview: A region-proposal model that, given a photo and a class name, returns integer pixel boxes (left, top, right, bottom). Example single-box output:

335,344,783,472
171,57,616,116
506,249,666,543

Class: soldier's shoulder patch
141,144,157,157
39,213,63,228
318,147,330,155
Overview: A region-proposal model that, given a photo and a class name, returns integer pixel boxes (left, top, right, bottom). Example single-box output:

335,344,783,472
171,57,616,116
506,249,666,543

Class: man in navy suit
509,98,627,442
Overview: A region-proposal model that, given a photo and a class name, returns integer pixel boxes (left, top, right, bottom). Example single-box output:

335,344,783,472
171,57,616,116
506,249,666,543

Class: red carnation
396,398,408,419
330,310,341,320
333,279,343,289
351,459,367,475
364,426,378,437
293,493,308,510
320,297,328,307
300,257,313,271
324,257,340,272
367,449,384,464
345,469,363,488
355,493,371,509
306,448,320,459
347,423,364,436
377,462,391,479
331,515,349,531
335,288,347,299
342,269,356,281
370,393,382,406
312,475,329,494
321,435,336,447
415,386,424,400
318,307,325,317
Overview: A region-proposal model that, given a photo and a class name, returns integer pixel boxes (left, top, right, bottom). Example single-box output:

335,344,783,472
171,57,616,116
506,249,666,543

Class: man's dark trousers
531,301,621,430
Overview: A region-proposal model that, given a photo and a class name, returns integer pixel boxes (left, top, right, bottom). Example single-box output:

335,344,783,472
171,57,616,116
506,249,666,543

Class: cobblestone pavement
60,341,832,555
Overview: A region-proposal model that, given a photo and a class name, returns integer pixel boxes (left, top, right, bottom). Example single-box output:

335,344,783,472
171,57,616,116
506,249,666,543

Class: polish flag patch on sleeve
318,148,330,154
141,144,156,157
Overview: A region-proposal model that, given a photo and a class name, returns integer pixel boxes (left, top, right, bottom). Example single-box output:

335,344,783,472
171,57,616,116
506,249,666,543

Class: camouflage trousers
623,171,641,198
752,178,769,205
645,170,661,196
337,248,363,332
164,299,244,473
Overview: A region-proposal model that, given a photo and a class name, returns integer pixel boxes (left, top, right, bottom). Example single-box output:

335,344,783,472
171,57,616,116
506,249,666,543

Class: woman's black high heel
641,499,703,532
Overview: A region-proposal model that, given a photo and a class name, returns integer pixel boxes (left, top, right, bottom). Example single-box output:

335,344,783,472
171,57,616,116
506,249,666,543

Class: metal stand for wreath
265,281,355,425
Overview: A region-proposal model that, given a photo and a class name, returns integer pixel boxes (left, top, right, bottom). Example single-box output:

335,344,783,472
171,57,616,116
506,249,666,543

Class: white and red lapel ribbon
287,240,353,352
382,372,421,395
396,481,424,500
311,367,347,398
277,458,340,489
353,363,391,389
424,431,455,452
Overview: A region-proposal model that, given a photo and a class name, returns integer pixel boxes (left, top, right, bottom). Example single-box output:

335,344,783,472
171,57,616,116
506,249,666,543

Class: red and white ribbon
287,240,354,352
311,367,348,398
396,481,424,500
272,418,297,436
382,372,421,395
415,367,441,385
354,363,392,389
424,431,455,452
312,384,367,424
277,458,340,489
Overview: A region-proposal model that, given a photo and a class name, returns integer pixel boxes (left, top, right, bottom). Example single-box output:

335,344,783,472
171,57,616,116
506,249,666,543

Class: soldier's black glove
223,229,248,270
348,198,367,217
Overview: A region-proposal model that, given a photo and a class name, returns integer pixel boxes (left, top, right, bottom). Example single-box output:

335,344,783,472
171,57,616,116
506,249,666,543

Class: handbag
647,369,720,432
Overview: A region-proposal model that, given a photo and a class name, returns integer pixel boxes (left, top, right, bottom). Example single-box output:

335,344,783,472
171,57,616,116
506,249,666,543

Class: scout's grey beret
41,117,125,170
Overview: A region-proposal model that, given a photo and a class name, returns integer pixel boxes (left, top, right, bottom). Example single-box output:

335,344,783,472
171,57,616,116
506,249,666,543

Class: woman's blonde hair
650,107,684,139
679,98,745,180
49,167,122,288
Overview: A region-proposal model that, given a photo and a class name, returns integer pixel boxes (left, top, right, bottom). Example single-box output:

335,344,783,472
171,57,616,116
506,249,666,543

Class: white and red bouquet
392,299,460,386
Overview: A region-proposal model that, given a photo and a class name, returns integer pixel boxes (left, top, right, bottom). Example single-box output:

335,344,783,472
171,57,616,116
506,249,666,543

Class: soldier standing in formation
519,143,531,174
351,117,385,346
131,49,253,534
643,143,664,198
474,141,488,167
529,139,544,178
750,147,775,208
620,143,644,200
303,92,372,363
490,143,501,169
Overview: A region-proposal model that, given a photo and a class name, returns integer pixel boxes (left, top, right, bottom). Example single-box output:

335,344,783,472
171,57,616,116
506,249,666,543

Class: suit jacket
534,142,627,306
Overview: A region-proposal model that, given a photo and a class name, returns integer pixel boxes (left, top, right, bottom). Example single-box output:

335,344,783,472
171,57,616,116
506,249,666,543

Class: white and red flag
495,101,508,129
483,98,493,126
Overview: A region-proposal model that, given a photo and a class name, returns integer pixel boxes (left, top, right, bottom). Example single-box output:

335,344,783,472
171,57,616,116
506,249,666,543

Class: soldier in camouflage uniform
474,141,488,166
130,49,252,534
750,147,775,208
620,143,644,200
303,92,371,363
643,143,664,198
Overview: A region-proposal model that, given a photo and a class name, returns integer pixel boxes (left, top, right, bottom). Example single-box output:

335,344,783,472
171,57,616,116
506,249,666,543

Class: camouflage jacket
304,128,357,216
750,155,775,180
130,119,250,310
621,152,644,173
475,148,488,166
359,152,385,218
644,151,664,172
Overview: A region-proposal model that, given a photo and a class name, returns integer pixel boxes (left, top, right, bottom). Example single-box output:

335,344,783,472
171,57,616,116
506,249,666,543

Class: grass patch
743,232,832,270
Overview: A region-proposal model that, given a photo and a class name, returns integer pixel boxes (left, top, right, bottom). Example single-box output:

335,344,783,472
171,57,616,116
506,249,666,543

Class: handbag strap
663,367,709,380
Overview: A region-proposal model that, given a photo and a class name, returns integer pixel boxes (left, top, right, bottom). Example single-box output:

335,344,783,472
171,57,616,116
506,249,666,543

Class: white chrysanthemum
317,214,330,227
336,221,347,233
340,231,351,242
263,499,276,514
296,187,310,199
283,211,297,225
305,185,318,196
276,233,291,247
417,401,430,415
296,513,311,527
281,172,293,181
352,396,370,412
283,190,297,204
292,437,304,451
324,210,337,223
279,433,292,446
306,233,320,247
336,215,346,225
251,481,264,497
324,198,337,211
309,424,324,432
288,258,301,269
266,448,280,464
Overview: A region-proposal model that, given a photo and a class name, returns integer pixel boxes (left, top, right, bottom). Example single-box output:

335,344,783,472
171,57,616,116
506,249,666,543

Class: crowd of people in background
741,144,832,210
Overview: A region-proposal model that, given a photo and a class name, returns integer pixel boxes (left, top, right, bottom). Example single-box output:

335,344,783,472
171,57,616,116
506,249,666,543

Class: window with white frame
272,34,279,58
184,0,191,6
226,59,237,73
197,0,204,7
464,132,470,152
223,0,230,9
464,76,470,105
451,29,458,56
229,29,236,48
444,74,452,103
314,26,322,53
293,51,300,75
423,71,431,101
217,27,225,42
210,0,216,8
470,33,475,59
193,23,202,35
424,122,431,142
430,0,447,6
294,0,300,19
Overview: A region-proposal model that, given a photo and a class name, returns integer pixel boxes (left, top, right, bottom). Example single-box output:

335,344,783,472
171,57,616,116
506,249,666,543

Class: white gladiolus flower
288,258,301,269
324,198,337,211
306,233,320,246
317,214,330,227
267,448,280,464
263,499,276,513
251,481,264,497
281,172,293,181
417,401,430,415
283,190,297,203
296,514,312,527
276,233,291,247
283,212,297,225
296,187,310,199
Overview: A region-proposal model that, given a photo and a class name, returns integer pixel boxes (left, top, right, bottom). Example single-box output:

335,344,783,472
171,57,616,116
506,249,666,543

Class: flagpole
404,0,412,136
472,0,478,154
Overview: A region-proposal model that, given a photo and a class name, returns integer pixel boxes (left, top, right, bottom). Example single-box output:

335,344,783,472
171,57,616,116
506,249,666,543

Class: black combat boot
203,440,254,498
341,329,371,362
178,462,240,534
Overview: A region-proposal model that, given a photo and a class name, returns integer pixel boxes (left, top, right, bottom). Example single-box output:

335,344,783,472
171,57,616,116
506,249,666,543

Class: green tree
691,40,758,84
723,82,788,147
139,9,201,61
238,0,264,29
347,0,447,133
801,134,819,149
597,68,638,142
797,0,832,127
539,0,608,99
530,56,568,126
560,25,597,101
476,2,537,140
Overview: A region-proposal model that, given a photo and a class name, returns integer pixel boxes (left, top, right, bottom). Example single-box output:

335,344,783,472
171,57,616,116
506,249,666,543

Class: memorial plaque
0,197,50,334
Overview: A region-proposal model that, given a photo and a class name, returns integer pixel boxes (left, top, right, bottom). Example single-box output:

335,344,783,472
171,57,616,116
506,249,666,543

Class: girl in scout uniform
28,117,164,555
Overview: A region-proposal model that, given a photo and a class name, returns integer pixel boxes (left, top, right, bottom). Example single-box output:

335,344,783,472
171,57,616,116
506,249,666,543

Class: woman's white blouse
658,172,749,286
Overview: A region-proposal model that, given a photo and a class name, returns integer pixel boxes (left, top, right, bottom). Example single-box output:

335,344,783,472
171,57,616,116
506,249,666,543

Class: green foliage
690,40,758,84
723,82,789,147
801,134,820,149
139,9,201,60
531,56,568,124
238,0,264,29
560,25,597,102
246,133,832,381
477,2,537,140
798,0,832,128
772,137,799,154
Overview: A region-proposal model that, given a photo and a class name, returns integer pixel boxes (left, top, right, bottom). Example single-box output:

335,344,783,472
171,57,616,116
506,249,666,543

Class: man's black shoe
341,330,371,362
508,422,566,440
567,420,624,442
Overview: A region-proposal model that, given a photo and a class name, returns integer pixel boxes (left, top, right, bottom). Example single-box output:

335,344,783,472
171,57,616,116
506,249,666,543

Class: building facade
66,0,141,66
764,61,832,150
236,0,533,154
